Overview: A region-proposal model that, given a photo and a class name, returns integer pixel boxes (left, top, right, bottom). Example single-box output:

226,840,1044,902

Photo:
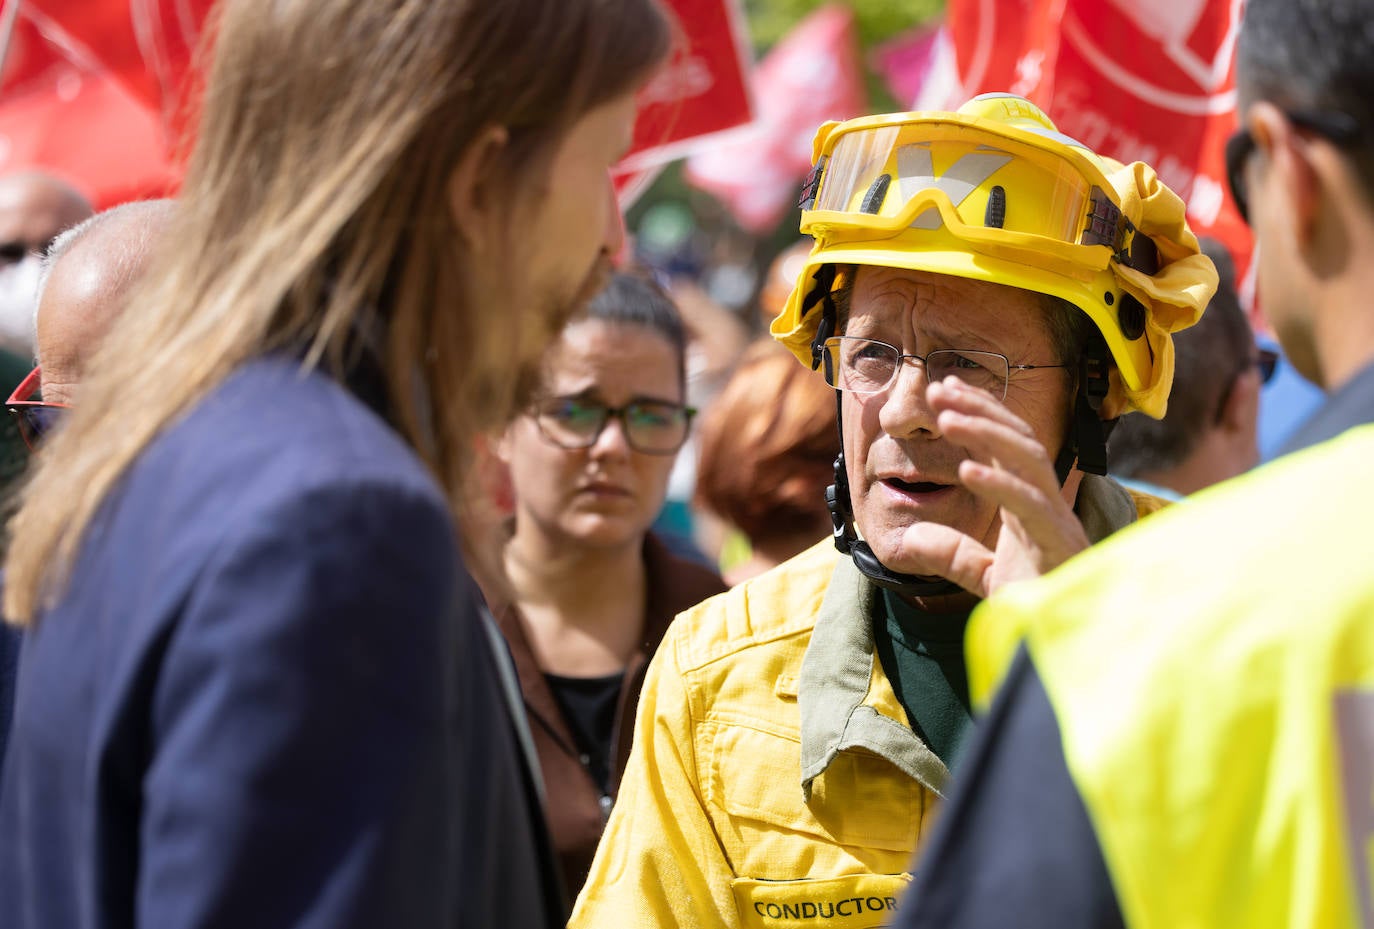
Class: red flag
619,0,754,174
0,68,179,207
684,4,867,234
0,0,215,207
612,0,754,210
10,0,213,119
941,0,1252,323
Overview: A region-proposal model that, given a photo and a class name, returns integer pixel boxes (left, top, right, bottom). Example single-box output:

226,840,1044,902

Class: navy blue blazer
0,618,16,779
0,356,561,929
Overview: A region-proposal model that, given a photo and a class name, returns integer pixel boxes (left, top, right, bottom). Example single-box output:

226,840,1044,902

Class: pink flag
684,4,868,234
870,25,943,109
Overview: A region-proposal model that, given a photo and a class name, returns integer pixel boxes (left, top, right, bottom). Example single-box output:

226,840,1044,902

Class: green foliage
740,0,947,112
742,0,945,54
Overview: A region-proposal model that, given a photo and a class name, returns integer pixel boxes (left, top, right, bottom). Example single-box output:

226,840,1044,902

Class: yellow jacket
572,475,1160,929
965,426,1374,928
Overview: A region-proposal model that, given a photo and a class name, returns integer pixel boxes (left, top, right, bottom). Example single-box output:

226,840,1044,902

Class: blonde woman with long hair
0,1,669,927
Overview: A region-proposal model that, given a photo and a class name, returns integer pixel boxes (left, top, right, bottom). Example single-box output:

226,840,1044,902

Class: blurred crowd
1,1,1372,928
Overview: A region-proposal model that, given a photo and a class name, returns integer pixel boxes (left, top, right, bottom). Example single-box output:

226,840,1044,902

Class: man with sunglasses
572,94,1215,929
895,3,1374,928
1108,240,1272,501
0,172,91,360
0,171,88,786
0,199,174,789
0,173,91,527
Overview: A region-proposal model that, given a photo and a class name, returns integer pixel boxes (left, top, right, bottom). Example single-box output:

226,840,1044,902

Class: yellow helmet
771,93,1217,418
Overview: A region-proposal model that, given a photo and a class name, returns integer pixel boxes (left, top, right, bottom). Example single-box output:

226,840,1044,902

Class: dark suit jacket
494,533,726,906
0,356,561,929
0,619,16,780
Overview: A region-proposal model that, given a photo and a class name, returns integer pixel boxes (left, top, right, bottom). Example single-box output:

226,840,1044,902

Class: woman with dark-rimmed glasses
489,271,726,906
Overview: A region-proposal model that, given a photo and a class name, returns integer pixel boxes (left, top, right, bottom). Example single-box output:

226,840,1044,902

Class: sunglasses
1213,346,1280,425
1225,109,1362,224
1257,347,1279,386
6,367,68,451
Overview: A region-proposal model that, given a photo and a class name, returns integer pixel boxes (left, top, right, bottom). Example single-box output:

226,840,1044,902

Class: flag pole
0,0,20,98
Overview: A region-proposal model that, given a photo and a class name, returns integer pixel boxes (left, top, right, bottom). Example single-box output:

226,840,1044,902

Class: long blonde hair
3,0,670,623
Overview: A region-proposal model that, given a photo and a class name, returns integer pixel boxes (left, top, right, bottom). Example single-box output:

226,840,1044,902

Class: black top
545,670,626,796
873,589,974,768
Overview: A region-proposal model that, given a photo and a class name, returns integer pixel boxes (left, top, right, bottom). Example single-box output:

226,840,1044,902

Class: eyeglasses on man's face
6,366,68,451
532,395,695,456
1225,109,1362,225
820,336,1066,401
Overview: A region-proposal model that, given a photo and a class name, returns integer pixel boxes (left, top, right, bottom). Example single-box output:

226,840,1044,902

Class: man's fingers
893,521,996,598
928,378,1035,437
959,459,1089,567
938,408,1050,476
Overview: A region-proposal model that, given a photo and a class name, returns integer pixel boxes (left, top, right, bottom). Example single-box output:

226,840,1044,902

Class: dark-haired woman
493,273,726,903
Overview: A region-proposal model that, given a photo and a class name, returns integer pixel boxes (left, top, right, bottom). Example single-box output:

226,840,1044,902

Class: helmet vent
859,174,891,215
985,185,1006,228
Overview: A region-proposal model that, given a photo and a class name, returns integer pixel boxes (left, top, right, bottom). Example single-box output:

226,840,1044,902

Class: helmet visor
808,119,1115,253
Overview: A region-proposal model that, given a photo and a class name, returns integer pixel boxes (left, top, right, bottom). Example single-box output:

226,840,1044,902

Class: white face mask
0,254,42,358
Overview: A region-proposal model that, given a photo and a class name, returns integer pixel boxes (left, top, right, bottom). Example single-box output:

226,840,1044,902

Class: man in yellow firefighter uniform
896,2,1374,927
571,93,1216,929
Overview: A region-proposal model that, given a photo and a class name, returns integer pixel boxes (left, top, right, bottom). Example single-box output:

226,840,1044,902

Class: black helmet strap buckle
1054,329,1112,481
806,264,838,371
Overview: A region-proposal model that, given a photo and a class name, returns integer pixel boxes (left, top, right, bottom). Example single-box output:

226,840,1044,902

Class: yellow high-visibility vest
968,424,1374,929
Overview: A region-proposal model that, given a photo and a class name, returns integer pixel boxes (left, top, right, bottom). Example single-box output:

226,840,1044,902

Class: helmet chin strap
810,272,1115,600
1054,327,1113,483
825,441,966,598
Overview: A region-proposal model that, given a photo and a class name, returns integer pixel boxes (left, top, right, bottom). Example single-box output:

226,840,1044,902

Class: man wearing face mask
0,174,92,527
0,172,93,359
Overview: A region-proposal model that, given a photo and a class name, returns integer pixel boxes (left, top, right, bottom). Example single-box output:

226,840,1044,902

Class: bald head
36,199,175,406
0,172,92,266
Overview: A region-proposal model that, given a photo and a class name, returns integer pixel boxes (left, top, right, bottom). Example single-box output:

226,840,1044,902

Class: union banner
936,0,1255,321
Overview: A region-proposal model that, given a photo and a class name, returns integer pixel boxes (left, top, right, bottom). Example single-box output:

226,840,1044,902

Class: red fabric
4,0,751,214
684,4,868,234
1,12,71,96
620,0,754,172
0,0,214,208
0,68,179,207
942,0,1254,325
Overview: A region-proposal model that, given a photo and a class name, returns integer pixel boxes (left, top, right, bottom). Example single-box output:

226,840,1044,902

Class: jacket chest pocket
706,722,927,868
731,873,912,929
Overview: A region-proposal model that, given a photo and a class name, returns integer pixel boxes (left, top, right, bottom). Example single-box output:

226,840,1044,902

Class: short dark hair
582,270,688,384
1107,241,1254,478
1238,0,1374,199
